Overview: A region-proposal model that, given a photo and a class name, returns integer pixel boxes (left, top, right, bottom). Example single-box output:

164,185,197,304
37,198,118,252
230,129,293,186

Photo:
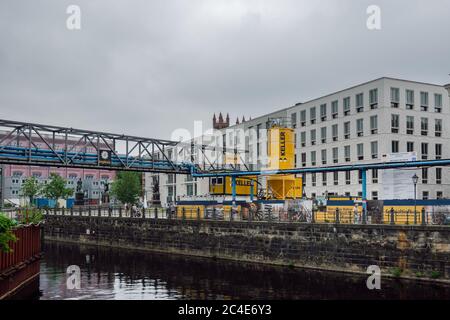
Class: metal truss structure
0,119,197,173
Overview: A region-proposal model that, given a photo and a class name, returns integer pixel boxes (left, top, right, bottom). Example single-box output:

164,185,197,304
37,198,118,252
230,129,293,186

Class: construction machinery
265,119,303,200
176,118,303,219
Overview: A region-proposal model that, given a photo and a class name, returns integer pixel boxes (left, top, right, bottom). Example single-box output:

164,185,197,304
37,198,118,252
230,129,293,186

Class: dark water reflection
37,241,450,300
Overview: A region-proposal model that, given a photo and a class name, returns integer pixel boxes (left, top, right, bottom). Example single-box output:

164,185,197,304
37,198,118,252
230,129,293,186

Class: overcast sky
1,0,449,140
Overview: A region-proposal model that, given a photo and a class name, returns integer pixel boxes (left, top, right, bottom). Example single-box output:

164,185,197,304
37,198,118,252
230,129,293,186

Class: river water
34,241,450,300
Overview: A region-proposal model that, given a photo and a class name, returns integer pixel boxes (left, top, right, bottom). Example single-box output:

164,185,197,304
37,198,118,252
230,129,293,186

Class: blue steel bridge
0,118,210,174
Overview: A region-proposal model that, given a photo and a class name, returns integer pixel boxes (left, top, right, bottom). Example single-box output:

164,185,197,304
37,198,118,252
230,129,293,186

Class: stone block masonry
43,215,450,280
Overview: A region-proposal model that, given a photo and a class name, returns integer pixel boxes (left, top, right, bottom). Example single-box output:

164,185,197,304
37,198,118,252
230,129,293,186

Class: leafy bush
415,271,425,278
42,173,73,206
17,208,44,225
430,271,441,279
0,214,18,253
21,176,42,205
111,171,142,206
390,267,403,278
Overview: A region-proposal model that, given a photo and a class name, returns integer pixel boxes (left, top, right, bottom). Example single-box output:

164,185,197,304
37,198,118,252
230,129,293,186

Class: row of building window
167,184,198,198
298,115,443,147
299,142,443,166
308,190,444,201
10,177,110,185
10,172,110,180
291,89,444,128
307,170,377,186
390,88,443,112
305,167,444,187
5,142,97,153
392,141,442,159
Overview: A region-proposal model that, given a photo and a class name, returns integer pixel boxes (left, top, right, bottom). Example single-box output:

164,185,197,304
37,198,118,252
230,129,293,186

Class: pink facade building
0,131,116,205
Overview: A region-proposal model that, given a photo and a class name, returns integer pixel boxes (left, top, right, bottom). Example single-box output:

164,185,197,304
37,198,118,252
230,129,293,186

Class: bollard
335,207,340,224
182,207,186,220
70,207,73,216
197,207,200,220
406,210,410,225
421,207,426,226
142,208,146,219
311,210,315,224
212,208,217,220
390,207,395,225
155,207,158,219
88,206,91,216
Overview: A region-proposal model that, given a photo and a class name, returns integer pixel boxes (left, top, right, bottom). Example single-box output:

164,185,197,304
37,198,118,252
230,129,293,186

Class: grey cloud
0,0,449,140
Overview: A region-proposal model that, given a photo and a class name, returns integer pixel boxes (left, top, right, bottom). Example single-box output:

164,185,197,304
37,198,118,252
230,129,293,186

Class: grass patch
415,271,425,278
430,271,441,279
390,267,403,278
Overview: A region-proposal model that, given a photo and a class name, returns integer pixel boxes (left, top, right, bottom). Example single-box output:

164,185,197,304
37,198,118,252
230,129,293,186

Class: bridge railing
38,206,450,226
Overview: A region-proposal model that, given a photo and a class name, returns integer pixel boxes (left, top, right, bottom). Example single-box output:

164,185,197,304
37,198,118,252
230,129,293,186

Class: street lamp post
412,174,418,224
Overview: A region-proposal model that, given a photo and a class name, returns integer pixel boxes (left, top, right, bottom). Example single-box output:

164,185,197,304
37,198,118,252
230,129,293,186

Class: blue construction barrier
34,198,65,208
66,198,75,209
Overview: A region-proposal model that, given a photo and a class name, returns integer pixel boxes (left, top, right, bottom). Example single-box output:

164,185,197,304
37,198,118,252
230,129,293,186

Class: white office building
145,77,450,207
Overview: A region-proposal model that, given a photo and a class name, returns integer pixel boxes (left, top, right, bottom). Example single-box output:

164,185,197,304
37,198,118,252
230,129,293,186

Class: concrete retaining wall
43,215,450,280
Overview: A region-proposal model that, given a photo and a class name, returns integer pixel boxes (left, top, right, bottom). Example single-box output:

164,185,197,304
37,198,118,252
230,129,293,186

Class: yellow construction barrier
315,206,361,224
176,205,205,219
176,204,242,220
382,206,424,224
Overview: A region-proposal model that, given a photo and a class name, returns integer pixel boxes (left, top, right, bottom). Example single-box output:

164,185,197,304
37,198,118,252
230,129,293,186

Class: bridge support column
361,169,367,224
231,176,237,202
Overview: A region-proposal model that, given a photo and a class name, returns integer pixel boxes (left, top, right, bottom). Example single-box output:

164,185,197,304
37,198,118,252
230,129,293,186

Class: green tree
111,171,142,206
42,173,73,207
0,214,17,253
21,176,42,206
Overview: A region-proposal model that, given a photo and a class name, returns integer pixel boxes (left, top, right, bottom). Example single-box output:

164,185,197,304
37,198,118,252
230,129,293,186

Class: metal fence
171,207,450,226
38,205,169,219
0,224,41,273
4,206,449,226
